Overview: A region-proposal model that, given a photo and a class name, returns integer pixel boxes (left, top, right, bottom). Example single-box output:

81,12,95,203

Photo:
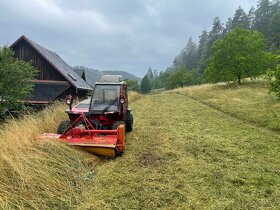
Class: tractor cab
89,76,127,114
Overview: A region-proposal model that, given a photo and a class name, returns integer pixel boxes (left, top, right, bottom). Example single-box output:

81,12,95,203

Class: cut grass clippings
78,90,280,209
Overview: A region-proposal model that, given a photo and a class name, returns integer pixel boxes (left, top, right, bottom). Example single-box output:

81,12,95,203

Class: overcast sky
0,0,258,77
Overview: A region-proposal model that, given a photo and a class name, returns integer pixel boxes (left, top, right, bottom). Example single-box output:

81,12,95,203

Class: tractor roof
96,75,126,85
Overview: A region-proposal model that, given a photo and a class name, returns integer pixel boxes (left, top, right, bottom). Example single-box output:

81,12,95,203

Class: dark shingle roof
11,35,92,91
30,81,71,101
73,68,85,78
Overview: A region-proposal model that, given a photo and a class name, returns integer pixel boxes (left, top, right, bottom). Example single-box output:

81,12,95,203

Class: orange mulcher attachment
40,113,125,158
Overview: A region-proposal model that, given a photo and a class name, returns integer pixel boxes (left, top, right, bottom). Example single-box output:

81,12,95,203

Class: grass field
0,85,280,209
166,80,280,132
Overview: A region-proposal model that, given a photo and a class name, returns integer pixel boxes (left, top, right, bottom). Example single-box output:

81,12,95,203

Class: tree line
139,0,280,97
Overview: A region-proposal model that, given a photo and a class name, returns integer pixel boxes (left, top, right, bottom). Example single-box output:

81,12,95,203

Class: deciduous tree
0,46,36,111
205,28,267,84
267,64,280,97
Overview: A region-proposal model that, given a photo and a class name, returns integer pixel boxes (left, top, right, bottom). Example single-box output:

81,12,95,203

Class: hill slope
166,80,280,131
1,82,280,209
73,66,141,86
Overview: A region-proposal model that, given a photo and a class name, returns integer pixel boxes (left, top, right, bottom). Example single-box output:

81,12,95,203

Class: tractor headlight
120,98,125,104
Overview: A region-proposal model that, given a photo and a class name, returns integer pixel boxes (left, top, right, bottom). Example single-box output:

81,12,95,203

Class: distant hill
73,66,141,87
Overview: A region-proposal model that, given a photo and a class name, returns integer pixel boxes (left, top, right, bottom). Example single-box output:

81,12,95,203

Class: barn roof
30,80,71,102
73,68,84,77
10,35,92,91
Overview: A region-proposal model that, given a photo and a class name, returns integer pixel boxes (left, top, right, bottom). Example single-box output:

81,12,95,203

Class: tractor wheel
112,121,126,130
126,113,133,132
57,120,72,134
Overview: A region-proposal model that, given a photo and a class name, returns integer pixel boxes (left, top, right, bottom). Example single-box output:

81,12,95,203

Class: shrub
267,64,280,97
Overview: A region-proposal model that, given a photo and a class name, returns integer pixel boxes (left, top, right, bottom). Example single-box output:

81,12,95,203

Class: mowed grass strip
79,94,280,209
166,81,280,132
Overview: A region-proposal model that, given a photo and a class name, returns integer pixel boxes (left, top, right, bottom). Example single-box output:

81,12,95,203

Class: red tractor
41,75,133,157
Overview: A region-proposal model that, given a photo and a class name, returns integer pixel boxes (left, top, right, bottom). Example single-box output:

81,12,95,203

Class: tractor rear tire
112,121,126,130
126,113,133,132
57,120,72,134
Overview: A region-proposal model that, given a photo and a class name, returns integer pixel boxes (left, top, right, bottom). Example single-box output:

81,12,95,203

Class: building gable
10,35,92,91
12,39,67,81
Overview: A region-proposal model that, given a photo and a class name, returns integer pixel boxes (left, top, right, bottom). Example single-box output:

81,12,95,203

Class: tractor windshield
90,85,120,112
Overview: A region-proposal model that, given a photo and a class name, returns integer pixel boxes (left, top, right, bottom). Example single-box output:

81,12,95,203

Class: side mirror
65,95,73,110
66,99,71,105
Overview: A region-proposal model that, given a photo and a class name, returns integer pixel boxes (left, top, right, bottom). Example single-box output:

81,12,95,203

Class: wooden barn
10,35,93,105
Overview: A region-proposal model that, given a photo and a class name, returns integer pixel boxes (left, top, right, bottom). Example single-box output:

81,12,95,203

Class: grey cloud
0,0,257,77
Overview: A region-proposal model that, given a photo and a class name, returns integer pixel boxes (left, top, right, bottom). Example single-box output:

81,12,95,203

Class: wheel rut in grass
169,93,280,134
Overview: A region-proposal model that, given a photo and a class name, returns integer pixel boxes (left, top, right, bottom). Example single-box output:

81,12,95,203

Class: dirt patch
137,151,164,168
150,121,158,126
84,157,99,167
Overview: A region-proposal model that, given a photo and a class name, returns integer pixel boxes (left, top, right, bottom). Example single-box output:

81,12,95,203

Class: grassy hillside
1,84,280,209
77,83,280,209
166,80,280,132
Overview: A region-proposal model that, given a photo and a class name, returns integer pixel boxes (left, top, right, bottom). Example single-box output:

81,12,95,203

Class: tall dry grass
0,93,141,209
0,102,92,209
128,91,142,103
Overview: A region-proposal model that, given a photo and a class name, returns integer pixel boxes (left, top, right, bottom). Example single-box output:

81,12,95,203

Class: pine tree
181,37,198,69
248,6,256,29
253,0,273,37
202,17,224,73
140,74,151,93
271,0,280,14
232,6,250,29
174,37,198,69
207,17,224,56
197,31,208,58
153,69,158,78
147,67,154,81
223,18,233,35
268,11,280,50
197,31,208,74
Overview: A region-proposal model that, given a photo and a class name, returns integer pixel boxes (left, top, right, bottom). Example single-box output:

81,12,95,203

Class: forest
140,0,280,96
